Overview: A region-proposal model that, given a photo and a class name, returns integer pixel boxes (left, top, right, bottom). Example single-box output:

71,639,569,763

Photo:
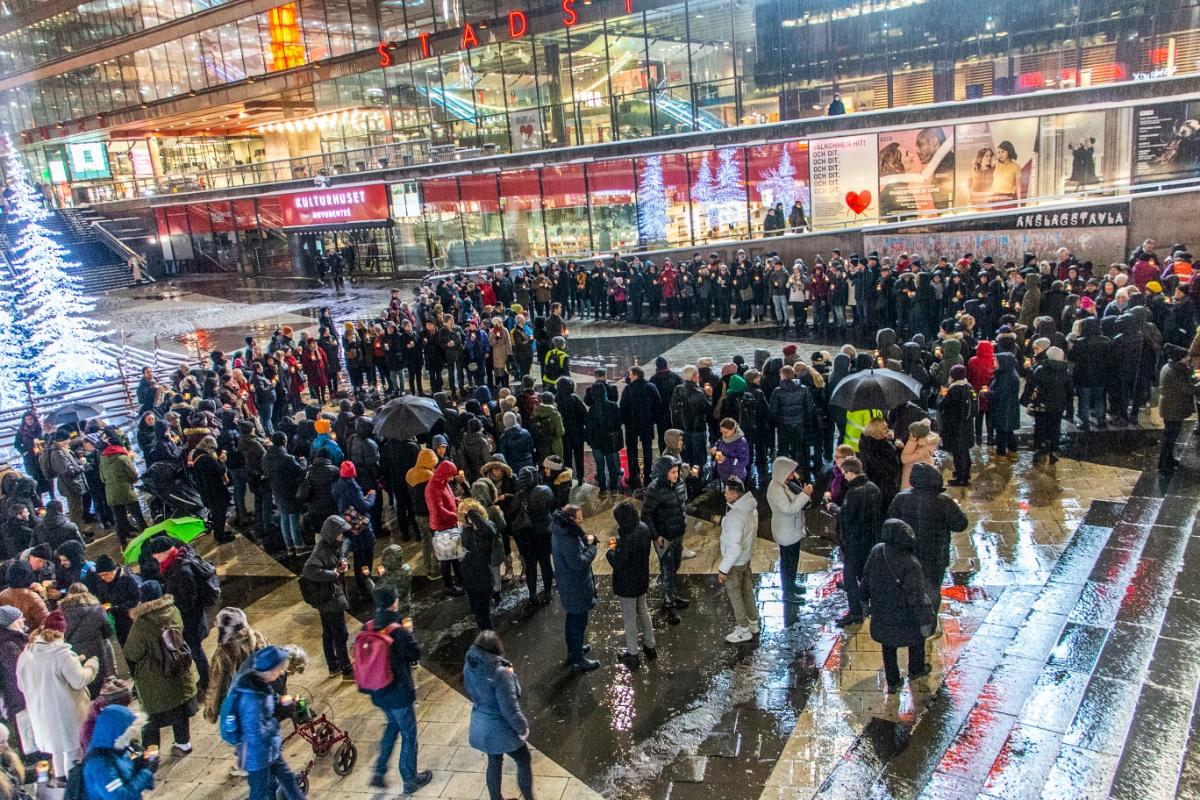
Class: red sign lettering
377,42,392,67
278,184,390,228
508,9,528,37
461,21,479,48
418,31,432,58
561,0,577,25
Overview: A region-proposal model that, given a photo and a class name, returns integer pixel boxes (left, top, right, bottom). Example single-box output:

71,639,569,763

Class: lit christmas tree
760,146,800,213
712,148,744,230
691,153,717,229
636,155,669,243
2,135,112,393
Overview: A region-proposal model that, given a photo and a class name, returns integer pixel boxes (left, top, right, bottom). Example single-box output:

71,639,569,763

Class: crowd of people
0,237,1193,799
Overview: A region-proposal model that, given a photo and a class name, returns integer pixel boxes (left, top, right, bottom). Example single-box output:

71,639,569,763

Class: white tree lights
636,155,669,243
759,146,802,214
2,134,112,395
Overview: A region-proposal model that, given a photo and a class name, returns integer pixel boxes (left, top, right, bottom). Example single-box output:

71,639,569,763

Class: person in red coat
965,339,996,446
301,339,330,405
425,459,463,595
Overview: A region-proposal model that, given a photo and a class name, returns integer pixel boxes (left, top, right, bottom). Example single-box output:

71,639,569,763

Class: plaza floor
89,276,1199,799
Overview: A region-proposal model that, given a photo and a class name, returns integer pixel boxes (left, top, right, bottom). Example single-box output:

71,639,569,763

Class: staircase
2,207,137,294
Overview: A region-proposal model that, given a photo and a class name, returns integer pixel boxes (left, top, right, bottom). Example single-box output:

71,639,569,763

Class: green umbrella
122,516,207,564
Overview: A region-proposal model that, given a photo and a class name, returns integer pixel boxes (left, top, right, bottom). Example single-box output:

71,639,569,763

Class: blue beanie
139,580,163,602
252,645,289,672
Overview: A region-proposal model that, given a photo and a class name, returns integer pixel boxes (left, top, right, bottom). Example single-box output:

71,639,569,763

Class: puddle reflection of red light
824,636,843,670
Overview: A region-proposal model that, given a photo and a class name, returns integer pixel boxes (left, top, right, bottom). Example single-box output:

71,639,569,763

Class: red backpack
352,622,400,691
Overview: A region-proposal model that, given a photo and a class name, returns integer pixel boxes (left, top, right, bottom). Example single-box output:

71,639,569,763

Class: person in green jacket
530,392,564,463
123,581,198,755
98,444,145,547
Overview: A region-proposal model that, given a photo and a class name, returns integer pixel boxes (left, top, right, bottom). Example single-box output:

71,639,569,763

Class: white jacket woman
766,456,812,603
17,626,98,781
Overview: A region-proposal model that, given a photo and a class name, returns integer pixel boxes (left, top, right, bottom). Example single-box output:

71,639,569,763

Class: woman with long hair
464,630,534,800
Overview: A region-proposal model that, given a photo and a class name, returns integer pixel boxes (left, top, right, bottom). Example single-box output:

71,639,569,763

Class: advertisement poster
68,142,111,180
1035,109,1132,196
508,109,543,152
877,125,954,219
1133,101,1200,184
954,118,1039,209
809,133,878,228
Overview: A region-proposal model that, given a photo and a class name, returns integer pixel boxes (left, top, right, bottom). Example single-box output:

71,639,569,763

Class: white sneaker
748,619,761,635
725,626,753,643
228,766,249,778
682,547,697,560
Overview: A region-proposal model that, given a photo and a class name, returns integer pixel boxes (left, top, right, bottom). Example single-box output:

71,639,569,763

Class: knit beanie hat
314,418,332,434
252,645,289,672
339,461,357,479
1032,337,1051,352
949,364,968,381
0,606,21,629
42,610,66,634
503,412,519,430
1047,346,1065,362
139,580,164,602
372,585,398,611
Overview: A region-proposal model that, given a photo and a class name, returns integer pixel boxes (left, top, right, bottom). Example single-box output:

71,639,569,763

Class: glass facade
150,102,1156,274
6,0,1200,202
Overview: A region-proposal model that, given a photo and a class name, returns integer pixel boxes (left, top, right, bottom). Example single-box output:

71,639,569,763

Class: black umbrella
828,368,922,412
372,395,444,440
46,400,106,428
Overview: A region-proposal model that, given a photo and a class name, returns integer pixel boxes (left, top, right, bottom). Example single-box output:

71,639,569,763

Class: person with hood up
887,462,969,631
202,608,268,773
82,705,157,800
550,505,599,672
426,459,465,595
17,610,99,781
333,460,377,600
123,581,198,754
711,417,750,484
718,478,759,643
899,420,940,490
1021,345,1073,462
345,415,385,537
301,516,353,677
301,445,340,531
555,377,588,485
34,499,85,551
642,456,688,624
189,436,232,544
931,337,963,388
458,418,492,485
511,465,555,606
362,586,433,794
0,504,33,565
464,630,534,800
405,448,439,578
1068,317,1112,431
607,501,656,669
766,457,812,605
859,519,935,693
988,351,1021,457
99,439,144,548
459,498,498,631
226,645,305,800
55,539,96,594
1158,343,1200,473
498,412,535,472
530,392,565,464
373,544,414,619
61,582,115,696
965,340,996,445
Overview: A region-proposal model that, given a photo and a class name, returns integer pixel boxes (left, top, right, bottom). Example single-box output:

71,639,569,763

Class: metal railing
90,220,152,283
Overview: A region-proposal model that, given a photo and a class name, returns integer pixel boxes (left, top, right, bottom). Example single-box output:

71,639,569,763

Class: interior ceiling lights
255,108,383,133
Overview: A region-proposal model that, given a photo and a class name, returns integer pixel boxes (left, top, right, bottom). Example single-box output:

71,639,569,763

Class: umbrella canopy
828,368,922,412
373,395,443,440
47,400,106,428
122,516,207,564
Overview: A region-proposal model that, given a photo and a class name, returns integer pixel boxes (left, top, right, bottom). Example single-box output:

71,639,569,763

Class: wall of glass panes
8,0,1200,167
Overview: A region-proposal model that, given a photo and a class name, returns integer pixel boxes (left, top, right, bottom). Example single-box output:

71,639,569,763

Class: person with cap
1021,345,1072,462
0,560,47,631
362,584,432,792
642,457,688,624
17,608,99,782
48,431,89,532
99,437,145,548
620,366,661,490
145,537,214,690
80,675,134,753
859,518,935,693
649,358,683,454
938,364,977,487
82,705,157,800
1158,344,1200,474
541,335,570,389
123,580,198,755
718,478,759,643
32,498,84,554
301,516,354,677
311,418,344,466
332,460,378,600
498,412,535,473
60,582,115,695
226,645,306,800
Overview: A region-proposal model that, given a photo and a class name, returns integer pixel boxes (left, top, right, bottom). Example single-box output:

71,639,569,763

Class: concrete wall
1129,191,1200,256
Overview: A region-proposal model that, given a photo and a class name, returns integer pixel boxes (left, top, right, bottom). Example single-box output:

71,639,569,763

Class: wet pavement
89,275,1200,800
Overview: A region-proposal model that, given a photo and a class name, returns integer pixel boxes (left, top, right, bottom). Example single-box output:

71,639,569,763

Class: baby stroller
139,460,208,522
279,687,357,796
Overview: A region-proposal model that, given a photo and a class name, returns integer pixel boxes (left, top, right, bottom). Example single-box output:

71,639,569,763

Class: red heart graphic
519,124,534,136
845,190,872,215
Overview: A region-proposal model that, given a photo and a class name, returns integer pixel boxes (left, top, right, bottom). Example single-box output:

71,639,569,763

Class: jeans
624,427,655,488
375,704,418,786
833,304,846,328
778,541,801,599
486,745,533,800
248,759,305,800
593,449,622,491
278,507,303,550
881,644,927,689
724,563,758,629
231,469,248,518
657,537,683,608
258,402,275,434
565,611,590,665
618,595,655,653
319,609,350,673
1077,385,1106,429
772,295,789,324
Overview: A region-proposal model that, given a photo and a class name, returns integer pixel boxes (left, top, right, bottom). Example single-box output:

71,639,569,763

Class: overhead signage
278,183,389,227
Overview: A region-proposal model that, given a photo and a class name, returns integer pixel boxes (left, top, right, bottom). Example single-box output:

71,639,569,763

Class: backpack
670,387,687,429
218,677,245,745
352,621,400,691
531,413,555,454
182,554,221,609
159,626,194,677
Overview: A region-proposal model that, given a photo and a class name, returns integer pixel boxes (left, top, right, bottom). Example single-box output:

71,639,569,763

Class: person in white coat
718,478,760,643
765,456,813,605
16,614,99,784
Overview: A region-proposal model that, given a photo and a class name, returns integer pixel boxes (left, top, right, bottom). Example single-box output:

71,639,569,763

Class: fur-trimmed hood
129,594,175,620
58,590,101,609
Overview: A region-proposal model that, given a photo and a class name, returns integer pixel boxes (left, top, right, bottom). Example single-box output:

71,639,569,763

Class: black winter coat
1021,360,1072,416
606,521,652,598
860,520,935,647
1068,320,1111,389
620,378,660,433
303,457,340,521
671,382,711,433
839,475,882,562
937,382,976,452
262,445,306,513
886,463,968,574
641,458,686,541
769,380,815,428
584,396,623,452
857,436,902,512
649,370,683,429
